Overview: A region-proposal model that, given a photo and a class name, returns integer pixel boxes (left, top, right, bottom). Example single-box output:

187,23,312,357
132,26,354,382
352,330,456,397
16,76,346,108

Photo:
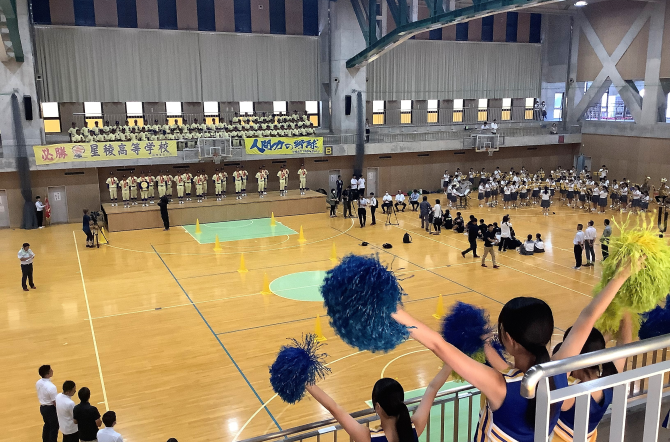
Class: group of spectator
572,219,612,270
67,112,317,143
36,365,179,442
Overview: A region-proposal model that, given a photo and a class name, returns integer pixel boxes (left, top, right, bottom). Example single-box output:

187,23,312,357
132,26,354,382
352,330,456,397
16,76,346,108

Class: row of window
41,101,321,133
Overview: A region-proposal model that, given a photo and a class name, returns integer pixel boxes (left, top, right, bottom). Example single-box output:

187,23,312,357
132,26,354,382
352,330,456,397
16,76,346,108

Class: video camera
89,210,102,226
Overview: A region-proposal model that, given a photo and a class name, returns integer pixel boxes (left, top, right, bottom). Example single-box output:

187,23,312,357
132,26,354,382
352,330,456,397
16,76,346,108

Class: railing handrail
237,384,479,442
521,333,670,399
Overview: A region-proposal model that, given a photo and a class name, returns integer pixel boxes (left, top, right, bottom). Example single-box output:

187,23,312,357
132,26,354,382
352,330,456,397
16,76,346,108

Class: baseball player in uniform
176,173,185,203
256,167,265,197
195,174,204,202
262,165,269,195
129,174,138,205
121,175,130,208
278,165,289,196
214,169,223,200
106,173,119,206
147,172,155,204
233,166,243,199
165,173,174,201
298,164,307,195
184,172,193,201
201,172,208,199
139,175,149,206
157,173,167,198
240,166,248,197
221,169,228,198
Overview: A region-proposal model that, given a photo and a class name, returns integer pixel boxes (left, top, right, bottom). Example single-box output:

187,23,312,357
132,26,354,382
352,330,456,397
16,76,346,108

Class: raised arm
484,340,512,372
305,385,371,442
392,309,507,409
411,364,452,435
554,263,635,361
613,311,633,373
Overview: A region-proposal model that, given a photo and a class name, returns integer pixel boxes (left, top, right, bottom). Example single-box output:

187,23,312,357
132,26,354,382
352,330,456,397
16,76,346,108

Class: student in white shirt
394,190,407,212
357,176,365,197
490,119,498,134
534,233,545,253
519,234,535,256
19,242,36,291
357,195,369,228
432,199,442,235
36,365,59,442
499,215,512,252
97,411,124,442
35,196,46,228
382,191,393,213
56,381,78,442
350,175,359,200
369,192,378,225
573,224,585,269
583,220,597,266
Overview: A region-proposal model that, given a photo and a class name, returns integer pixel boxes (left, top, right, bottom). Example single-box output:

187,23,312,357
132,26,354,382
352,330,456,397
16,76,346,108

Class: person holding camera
82,209,95,248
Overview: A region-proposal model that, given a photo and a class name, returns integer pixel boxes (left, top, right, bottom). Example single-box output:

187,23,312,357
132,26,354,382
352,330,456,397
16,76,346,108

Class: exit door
47,186,68,224
0,190,9,227
367,168,378,197
328,170,341,193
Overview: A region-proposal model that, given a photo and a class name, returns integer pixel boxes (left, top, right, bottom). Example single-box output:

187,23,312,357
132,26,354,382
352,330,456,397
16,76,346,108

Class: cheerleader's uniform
475,369,568,442
371,426,419,442
553,386,613,442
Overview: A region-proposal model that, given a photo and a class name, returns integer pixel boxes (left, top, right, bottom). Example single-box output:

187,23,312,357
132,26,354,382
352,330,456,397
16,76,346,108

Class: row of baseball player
105,165,308,208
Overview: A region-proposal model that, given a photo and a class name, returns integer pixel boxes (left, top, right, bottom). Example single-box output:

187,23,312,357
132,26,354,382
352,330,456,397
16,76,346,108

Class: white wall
0,0,43,157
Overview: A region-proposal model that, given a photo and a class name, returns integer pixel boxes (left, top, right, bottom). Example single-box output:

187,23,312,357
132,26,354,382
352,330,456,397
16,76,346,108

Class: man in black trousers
158,195,170,230
461,215,480,258
36,365,59,442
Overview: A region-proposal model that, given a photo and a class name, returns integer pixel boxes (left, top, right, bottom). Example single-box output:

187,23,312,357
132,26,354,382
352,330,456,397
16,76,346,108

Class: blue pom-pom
320,254,409,352
269,334,331,404
489,336,507,359
640,295,670,340
441,302,493,355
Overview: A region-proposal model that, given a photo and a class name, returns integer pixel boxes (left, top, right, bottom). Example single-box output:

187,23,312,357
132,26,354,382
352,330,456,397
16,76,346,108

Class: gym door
48,186,68,224
328,170,340,193
366,168,378,197
0,190,9,227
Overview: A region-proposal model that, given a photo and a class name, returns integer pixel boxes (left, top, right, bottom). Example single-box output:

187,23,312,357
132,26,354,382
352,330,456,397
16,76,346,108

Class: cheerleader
566,180,575,207
478,182,485,207
306,365,452,442
598,185,608,213
391,261,637,442
630,186,641,214
540,186,551,216
552,314,631,442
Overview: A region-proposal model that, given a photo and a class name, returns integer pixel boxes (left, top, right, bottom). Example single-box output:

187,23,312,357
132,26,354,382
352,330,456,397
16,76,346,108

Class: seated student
394,190,407,212
409,190,420,211
442,209,453,230
519,234,535,255
534,233,545,253
452,212,464,233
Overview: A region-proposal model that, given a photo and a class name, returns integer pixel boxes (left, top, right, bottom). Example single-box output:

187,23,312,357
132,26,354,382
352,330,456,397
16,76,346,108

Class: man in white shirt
369,192,378,225
36,365,59,442
490,119,498,134
382,191,393,213
19,242,36,291
56,381,78,442
357,176,366,197
573,223,585,269
35,196,46,228
350,175,359,200
583,220,597,266
97,411,124,442
394,190,407,212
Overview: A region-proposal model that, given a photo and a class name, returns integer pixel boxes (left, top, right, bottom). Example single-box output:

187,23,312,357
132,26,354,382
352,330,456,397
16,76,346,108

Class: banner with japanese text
244,137,323,155
33,141,178,165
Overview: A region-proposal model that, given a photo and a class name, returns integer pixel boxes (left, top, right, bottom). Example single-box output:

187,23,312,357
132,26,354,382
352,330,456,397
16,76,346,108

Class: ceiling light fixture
575,1,588,6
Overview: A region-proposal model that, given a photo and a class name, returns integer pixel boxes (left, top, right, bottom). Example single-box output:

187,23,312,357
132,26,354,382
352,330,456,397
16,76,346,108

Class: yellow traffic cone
237,253,248,273
270,212,276,226
329,242,337,263
298,225,306,243
261,273,272,295
98,227,108,245
432,294,445,319
195,219,202,234
314,314,327,342
213,234,222,252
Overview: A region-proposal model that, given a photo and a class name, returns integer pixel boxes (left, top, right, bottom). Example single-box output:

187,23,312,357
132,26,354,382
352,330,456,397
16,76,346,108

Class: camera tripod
657,196,668,238
385,204,399,226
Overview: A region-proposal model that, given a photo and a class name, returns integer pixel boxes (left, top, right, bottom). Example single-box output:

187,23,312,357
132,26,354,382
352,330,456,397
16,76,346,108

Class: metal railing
238,337,670,442
369,106,549,127
522,333,670,442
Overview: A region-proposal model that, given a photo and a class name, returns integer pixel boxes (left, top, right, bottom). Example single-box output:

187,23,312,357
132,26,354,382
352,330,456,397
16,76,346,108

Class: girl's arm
305,385,371,442
613,311,633,373
411,364,453,435
392,309,507,409
554,262,636,361
484,340,512,372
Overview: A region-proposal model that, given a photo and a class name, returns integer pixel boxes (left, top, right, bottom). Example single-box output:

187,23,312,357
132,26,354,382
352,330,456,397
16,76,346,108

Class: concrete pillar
330,0,367,134
640,1,666,124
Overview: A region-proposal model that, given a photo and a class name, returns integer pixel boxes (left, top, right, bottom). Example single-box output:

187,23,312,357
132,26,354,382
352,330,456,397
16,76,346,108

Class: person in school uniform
518,234,535,256
350,175,359,200
213,169,223,200
573,223,585,269
477,182,485,207
630,186,642,214
175,173,185,204
233,166,243,199
200,172,208,199
357,194,369,228
598,185,608,213
55,380,78,442
336,175,344,201
97,411,123,442
127,175,138,205
277,165,289,196
394,190,407,212
139,174,149,206
183,171,193,201
106,173,119,206
409,190,420,211
194,174,204,202
120,176,130,208
240,166,248,197
73,387,102,442
36,365,58,442
256,167,266,197
165,173,174,201
583,220,597,266
369,192,378,225
298,164,308,195
157,173,167,199
262,165,269,195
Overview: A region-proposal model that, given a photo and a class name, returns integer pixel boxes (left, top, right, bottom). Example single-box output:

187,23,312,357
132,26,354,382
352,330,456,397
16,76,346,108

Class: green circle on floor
270,271,327,302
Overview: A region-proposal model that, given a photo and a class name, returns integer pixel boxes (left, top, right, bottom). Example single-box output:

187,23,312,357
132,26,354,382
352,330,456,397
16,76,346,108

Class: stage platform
102,191,325,232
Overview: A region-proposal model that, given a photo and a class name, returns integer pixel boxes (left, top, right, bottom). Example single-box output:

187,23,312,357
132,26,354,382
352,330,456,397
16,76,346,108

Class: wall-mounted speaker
345,95,352,116
24,95,33,121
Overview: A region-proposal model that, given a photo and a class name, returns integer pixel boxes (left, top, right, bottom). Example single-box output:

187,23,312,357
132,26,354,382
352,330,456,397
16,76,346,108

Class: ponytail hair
498,297,555,426
553,327,618,378
372,378,416,442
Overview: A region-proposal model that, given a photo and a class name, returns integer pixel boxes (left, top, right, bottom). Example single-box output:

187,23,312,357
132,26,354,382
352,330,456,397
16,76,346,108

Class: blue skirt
567,191,574,199
620,195,628,204
511,192,518,201
632,199,641,207
478,192,484,200
599,197,607,207
503,194,511,202
532,189,540,198
541,199,550,208
485,191,491,198
579,194,586,202
520,192,528,199
591,195,599,203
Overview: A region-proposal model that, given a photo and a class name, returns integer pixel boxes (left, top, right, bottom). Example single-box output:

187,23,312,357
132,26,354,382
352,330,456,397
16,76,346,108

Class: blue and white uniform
553,383,613,442
475,369,568,442
370,425,419,442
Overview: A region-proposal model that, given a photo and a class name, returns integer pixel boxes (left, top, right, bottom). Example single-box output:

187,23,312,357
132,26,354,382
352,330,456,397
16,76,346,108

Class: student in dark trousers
573,223,585,270
357,196,369,227
601,219,612,260
158,195,170,230
36,365,59,442
336,176,344,201
18,242,36,291
342,187,353,218
369,193,378,225
73,387,101,442
419,196,431,232
461,215,480,258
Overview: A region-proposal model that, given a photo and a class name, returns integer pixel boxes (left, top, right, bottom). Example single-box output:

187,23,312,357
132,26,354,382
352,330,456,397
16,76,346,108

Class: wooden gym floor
0,200,656,442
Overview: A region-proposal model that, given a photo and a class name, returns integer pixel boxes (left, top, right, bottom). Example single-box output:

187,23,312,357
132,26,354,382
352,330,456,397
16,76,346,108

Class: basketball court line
73,231,109,411
178,258,334,280
182,218,297,245
151,245,282,432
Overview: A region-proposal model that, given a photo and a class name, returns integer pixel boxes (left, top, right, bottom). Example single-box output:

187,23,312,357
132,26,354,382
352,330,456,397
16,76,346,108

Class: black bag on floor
403,233,412,243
